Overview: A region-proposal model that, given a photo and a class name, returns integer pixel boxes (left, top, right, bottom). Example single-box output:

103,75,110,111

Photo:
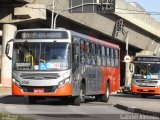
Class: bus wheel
73,96,81,106
28,97,38,104
80,83,86,103
73,83,85,106
101,83,110,102
141,94,148,98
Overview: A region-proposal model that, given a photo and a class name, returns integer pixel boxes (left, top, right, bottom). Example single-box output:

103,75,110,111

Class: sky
127,0,160,21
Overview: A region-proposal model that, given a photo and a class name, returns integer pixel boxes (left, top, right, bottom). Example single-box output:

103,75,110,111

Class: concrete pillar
0,30,2,86
1,24,17,87
0,30,2,36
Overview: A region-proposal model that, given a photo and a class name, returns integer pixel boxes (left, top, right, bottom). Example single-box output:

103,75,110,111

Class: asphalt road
0,95,130,120
0,94,159,120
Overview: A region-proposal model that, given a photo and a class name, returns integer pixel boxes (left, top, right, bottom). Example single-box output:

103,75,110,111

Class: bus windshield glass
134,63,160,79
12,42,71,71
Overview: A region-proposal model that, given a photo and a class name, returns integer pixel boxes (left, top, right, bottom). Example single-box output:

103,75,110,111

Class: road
0,94,159,120
0,95,130,120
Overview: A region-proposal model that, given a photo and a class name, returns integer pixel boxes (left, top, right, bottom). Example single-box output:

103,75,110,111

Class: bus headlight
58,78,70,88
59,71,70,78
12,79,21,87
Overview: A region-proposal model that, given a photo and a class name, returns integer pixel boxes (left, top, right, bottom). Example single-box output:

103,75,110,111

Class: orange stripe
100,66,120,94
12,82,72,97
131,84,160,95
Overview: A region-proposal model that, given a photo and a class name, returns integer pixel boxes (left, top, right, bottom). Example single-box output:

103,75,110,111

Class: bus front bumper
131,84,160,95
12,82,72,97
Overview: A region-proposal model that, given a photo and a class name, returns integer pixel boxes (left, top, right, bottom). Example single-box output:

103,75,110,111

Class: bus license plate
34,88,44,93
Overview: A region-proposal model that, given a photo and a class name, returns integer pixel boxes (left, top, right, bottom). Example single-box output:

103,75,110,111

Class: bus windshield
134,63,160,77
12,42,71,71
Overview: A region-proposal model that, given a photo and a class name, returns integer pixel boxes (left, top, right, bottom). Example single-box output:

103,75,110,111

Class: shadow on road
111,93,160,99
0,95,99,106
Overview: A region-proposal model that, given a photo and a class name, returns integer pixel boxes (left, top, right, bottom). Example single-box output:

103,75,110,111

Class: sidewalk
113,94,160,117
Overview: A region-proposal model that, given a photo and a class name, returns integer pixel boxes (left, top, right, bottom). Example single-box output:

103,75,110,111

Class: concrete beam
14,4,46,20
16,0,34,3
0,4,46,23
47,0,159,51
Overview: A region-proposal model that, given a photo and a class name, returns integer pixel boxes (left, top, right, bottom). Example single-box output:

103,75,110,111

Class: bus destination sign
134,57,160,62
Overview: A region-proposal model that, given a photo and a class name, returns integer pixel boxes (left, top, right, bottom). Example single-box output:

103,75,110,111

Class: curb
114,103,160,117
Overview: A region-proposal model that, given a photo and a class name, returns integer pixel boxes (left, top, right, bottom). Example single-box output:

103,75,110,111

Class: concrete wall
0,30,2,84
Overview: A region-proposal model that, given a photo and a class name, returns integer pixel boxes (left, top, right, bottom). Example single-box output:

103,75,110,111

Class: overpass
0,0,160,87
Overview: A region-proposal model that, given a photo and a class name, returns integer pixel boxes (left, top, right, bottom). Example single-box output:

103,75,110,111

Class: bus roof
134,55,160,63
15,28,120,49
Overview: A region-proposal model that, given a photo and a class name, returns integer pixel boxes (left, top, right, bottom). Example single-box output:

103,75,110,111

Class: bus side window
106,47,110,67
85,41,91,64
115,49,119,67
91,43,96,65
72,36,80,63
80,39,85,63
97,44,102,66
102,46,106,66
89,42,92,64
111,48,115,67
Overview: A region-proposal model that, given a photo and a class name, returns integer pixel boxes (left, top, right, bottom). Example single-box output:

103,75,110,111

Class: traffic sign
124,55,131,63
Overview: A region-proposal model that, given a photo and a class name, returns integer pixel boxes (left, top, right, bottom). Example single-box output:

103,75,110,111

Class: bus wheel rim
106,85,109,98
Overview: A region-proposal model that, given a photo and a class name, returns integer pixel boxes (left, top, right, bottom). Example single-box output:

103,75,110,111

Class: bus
131,51,160,98
5,28,120,105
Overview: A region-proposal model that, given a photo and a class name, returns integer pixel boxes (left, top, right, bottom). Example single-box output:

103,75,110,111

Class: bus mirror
129,63,133,73
5,44,10,55
5,39,14,60
76,54,79,61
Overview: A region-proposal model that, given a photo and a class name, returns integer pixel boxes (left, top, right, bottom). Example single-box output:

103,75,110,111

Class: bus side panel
96,66,103,94
80,64,97,95
113,67,120,92
104,67,120,93
71,63,81,96
100,67,107,94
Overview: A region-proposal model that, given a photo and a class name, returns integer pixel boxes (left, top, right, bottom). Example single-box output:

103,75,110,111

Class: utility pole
124,31,132,93
115,19,133,93
126,31,129,55
51,0,55,29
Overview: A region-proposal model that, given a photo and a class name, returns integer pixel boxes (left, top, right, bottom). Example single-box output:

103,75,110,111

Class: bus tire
101,83,110,102
73,96,81,106
141,94,148,98
28,96,37,104
73,83,85,106
95,95,101,101
80,83,86,103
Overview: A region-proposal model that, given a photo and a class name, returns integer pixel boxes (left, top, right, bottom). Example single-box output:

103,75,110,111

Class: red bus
5,28,120,105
